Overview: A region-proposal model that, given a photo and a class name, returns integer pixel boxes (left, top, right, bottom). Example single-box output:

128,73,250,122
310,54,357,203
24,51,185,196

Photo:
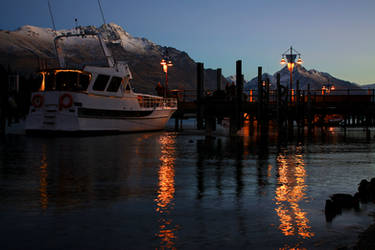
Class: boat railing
137,96,177,108
163,98,178,108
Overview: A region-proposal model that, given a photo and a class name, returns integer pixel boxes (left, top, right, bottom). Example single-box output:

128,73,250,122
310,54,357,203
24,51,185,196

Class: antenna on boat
74,18,79,30
96,0,116,67
48,0,57,32
48,0,65,67
98,0,106,26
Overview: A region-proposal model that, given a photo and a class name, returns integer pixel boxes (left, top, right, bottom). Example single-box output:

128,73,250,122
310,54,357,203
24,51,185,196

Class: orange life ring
31,94,44,108
59,93,73,110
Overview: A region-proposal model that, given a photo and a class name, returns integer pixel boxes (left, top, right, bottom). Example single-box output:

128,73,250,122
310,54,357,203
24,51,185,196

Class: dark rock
331,193,359,210
358,179,370,203
325,193,360,222
325,199,341,222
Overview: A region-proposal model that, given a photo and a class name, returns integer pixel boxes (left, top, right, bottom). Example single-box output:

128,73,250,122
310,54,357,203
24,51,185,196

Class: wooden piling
0,70,8,137
196,62,204,130
230,60,243,135
257,66,263,124
236,60,243,102
216,68,222,91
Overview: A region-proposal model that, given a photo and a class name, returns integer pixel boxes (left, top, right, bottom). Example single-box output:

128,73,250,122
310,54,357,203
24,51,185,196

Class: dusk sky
1,0,374,84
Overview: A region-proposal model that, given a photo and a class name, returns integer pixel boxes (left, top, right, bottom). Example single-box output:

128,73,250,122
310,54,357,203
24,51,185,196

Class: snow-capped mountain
360,83,375,89
244,66,361,90
226,75,237,84
0,23,225,93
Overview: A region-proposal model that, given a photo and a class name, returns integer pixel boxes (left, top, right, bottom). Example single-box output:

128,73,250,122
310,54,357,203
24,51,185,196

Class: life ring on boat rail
59,93,73,110
31,94,44,108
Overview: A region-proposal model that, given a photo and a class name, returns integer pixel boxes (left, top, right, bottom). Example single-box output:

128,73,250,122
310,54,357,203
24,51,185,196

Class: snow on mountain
0,23,224,93
360,83,375,89
99,23,158,54
244,65,360,90
226,75,249,85
0,23,159,62
226,75,236,84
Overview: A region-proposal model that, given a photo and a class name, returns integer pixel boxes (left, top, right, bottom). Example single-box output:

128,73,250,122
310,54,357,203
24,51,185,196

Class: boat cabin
38,63,134,97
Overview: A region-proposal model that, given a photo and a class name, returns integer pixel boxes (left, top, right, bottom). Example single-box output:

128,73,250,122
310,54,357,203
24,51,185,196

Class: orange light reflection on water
40,147,48,210
155,135,178,249
275,146,314,240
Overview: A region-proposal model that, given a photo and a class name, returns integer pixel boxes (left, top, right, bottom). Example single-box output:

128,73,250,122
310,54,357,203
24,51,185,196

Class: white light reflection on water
155,134,178,249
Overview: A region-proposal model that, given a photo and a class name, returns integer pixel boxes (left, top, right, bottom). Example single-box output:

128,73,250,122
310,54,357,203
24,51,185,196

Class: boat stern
25,91,80,132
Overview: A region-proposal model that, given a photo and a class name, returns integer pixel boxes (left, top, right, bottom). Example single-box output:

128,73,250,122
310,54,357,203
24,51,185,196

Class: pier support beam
230,60,243,135
216,68,222,91
196,62,204,130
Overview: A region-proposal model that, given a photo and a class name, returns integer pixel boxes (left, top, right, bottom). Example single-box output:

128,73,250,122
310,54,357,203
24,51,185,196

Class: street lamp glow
160,58,173,97
280,46,303,91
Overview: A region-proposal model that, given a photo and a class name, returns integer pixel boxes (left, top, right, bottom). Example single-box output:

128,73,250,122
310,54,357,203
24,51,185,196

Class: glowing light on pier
280,46,303,91
160,58,173,97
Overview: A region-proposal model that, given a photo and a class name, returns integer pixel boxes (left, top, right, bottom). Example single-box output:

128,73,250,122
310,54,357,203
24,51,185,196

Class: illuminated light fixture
331,85,335,91
287,62,295,72
280,46,303,93
160,57,173,97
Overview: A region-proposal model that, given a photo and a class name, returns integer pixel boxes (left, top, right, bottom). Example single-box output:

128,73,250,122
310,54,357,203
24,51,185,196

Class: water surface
1,123,375,249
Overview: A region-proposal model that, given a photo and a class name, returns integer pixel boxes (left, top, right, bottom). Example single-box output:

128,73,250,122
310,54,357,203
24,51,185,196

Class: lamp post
280,46,303,91
160,58,173,97
322,84,335,95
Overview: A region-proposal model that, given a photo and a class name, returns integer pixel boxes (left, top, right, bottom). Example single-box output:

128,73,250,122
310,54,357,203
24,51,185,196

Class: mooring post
266,78,270,105
296,80,300,105
276,73,281,127
196,62,204,130
0,93,5,137
236,60,243,103
307,84,313,134
216,68,222,91
296,79,300,128
0,70,8,137
230,60,243,135
257,66,263,127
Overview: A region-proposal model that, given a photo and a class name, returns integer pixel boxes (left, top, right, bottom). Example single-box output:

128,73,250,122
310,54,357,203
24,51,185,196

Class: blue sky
1,0,374,84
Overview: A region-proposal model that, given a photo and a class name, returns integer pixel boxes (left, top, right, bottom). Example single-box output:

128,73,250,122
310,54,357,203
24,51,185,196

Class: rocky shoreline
355,222,375,249
324,178,375,249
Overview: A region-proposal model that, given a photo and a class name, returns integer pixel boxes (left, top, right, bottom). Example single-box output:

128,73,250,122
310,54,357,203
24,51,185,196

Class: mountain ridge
227,66,362,90
0,23,227,93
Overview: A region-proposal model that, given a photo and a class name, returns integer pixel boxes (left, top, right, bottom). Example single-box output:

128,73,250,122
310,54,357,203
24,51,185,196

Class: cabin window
106,77,122,92
92,75,110,91
44,71,91,91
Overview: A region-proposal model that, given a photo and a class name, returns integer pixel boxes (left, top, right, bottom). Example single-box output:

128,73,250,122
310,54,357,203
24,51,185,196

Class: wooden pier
172,61,375,136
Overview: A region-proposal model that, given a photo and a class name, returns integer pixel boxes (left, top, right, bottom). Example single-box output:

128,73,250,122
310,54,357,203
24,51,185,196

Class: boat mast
97,33,115,68
48,0,57,32
96,0,115,67
50,0,116,68
98,0,106,26
48,0,65,68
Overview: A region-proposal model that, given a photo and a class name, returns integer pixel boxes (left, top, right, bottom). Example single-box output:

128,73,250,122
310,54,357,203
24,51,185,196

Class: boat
25,27,177,134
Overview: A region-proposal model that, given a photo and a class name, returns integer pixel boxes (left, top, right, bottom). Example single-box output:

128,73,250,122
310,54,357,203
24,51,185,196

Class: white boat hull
25,91,176,133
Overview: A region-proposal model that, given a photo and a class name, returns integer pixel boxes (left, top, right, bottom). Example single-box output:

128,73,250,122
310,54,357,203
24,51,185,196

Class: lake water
1,121,375,249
